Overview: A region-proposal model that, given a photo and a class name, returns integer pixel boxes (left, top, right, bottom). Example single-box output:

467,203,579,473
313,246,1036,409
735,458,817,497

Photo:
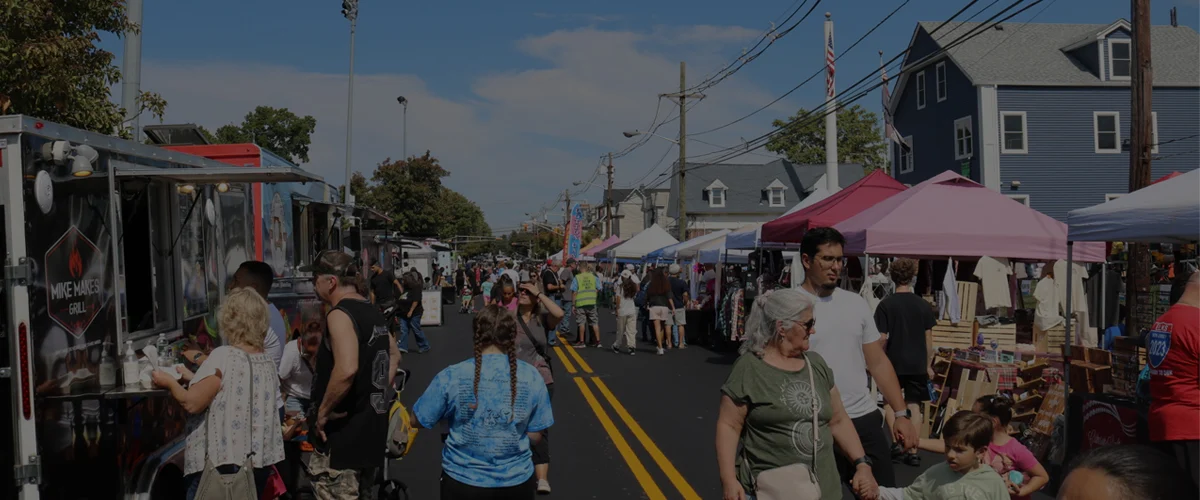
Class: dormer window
764,179,788,207
705,179,728,208
1109,39,1131,80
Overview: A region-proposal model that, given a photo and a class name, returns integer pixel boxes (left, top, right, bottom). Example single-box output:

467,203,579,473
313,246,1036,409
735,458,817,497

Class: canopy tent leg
1062,242,1074,466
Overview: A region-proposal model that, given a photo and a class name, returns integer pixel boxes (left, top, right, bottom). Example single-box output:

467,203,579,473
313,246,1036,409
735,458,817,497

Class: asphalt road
384,301,1053,500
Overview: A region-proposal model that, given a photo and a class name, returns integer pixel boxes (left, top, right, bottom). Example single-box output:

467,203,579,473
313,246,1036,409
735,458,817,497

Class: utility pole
1126,0,1154,337
824,13,840,191
661,62,704,241
562,189,571,261
606,152,615,239
121,0,144,139
342,0,359,205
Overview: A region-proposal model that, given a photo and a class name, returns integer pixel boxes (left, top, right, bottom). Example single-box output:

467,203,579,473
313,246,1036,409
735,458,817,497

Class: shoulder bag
748,353,822,500
516,315,554,375
193,349,260,500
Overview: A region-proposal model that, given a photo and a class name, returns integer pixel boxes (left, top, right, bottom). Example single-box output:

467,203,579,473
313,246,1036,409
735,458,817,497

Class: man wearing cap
571,262,602,348
556,259,578,341
303,251,402,498
667,263,690,349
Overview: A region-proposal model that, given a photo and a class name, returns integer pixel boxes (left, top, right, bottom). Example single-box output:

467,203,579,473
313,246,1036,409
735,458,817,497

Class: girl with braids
412,305,554,499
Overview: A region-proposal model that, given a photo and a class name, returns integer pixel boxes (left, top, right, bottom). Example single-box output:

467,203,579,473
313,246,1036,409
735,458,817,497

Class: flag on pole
881,61,908,148
825,31,836,98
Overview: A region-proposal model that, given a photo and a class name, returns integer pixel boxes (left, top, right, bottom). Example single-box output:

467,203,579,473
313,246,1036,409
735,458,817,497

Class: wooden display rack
931,320,1017,351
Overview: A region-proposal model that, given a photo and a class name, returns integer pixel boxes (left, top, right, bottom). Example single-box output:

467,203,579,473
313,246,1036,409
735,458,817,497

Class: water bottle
154,333,171,367
98,340,116,388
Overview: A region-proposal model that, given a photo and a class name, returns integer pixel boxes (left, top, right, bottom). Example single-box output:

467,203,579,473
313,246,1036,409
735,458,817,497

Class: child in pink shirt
974,395,1050,499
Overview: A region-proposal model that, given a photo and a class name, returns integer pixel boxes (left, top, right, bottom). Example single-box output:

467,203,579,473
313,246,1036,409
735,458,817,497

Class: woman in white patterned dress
153,287,285,500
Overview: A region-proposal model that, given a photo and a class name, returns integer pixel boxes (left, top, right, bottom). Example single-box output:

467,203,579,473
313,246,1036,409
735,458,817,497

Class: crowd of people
146,224,1197,500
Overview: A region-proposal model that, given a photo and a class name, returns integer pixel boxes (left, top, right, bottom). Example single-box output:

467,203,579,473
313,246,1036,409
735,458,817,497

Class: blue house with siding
887,19,1199,221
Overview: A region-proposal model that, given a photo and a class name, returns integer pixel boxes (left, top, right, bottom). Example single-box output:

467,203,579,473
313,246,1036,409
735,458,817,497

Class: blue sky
103,0,1199,231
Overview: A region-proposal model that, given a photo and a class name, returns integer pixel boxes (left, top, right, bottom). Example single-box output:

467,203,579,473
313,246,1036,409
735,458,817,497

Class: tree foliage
0,0,167,136
353,153,491,242
210,106,316,164
765,104,887,173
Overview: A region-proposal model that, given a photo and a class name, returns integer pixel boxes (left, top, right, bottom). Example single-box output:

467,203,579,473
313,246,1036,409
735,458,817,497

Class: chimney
1170,6,1178,27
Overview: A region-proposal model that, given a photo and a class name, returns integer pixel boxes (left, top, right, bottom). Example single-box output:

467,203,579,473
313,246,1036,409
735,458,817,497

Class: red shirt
1148,303,1200,441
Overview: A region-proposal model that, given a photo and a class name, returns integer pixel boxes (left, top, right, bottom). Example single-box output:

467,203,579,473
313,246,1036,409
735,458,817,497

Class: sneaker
398,347,409,354
628,349,636,356
591,343,602,348
657,347,664,355
537,479,551,495
418,347,431,354
680,343,688,349
612,345,620,354
572,343,587,349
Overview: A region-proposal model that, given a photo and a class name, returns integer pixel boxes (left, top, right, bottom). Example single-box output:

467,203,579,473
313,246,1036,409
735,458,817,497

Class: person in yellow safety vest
571,263,602,348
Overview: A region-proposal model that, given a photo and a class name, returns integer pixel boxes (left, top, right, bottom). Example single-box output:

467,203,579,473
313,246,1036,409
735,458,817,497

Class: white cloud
139,25,797,231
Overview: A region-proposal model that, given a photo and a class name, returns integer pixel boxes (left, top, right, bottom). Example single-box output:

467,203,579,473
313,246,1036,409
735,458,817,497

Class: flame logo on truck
68,248,83,278
45,227,108,339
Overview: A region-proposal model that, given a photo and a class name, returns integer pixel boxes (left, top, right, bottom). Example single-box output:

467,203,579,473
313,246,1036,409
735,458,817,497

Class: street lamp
397,96,408,160
622,130,679,144
342,0,359,205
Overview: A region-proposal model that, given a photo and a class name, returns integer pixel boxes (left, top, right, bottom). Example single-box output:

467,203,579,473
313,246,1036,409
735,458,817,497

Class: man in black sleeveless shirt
302,251,402,499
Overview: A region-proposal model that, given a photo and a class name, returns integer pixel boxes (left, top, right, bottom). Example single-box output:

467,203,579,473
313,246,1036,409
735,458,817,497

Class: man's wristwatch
852,456,872,468
894,408,912,419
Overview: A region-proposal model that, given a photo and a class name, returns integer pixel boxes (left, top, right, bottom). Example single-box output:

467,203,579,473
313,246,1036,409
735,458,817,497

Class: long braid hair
470,304,520,419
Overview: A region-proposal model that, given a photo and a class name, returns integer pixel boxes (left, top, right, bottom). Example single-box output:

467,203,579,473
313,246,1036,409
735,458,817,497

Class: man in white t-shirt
797,227,917,489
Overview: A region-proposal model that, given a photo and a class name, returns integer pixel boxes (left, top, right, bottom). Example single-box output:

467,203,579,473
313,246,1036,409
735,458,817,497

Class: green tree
0,0,167,136
765,104,887,173
212,106,316,164
354,153,491,243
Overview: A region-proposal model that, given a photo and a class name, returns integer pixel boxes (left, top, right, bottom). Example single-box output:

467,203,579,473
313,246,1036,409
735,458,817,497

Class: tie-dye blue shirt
413,354,554,488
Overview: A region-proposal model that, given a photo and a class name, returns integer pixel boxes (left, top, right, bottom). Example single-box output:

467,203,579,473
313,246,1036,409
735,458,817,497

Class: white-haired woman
715,289,879,500
153,288,285,500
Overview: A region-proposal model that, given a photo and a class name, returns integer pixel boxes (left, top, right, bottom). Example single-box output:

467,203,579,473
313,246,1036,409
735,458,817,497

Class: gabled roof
897,20,1198,93
668,159,865,217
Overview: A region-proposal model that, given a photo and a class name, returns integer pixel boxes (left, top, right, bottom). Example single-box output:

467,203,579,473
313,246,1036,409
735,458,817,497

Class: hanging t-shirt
413,354,554,488
874,292,938,376
974,256,1013,309
1148,303,1200,442
720,353,842,500
1033,277,1064,331
799,287,882,419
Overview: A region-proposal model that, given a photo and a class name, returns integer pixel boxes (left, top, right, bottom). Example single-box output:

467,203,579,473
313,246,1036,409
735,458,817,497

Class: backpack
386,396,418,459
634,280,648,308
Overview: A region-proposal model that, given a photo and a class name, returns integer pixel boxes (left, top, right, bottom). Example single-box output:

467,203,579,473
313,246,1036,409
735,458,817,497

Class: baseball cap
669,263,681,275
625,264,635,271
620,269,632,280
566,257,577,265
299,250,359,277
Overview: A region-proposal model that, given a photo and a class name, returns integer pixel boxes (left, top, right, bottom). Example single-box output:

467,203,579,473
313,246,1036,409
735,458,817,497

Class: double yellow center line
553,335,700,500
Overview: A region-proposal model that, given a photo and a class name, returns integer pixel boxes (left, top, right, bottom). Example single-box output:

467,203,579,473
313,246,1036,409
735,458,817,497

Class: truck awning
114,164,322,184
290,194,393,223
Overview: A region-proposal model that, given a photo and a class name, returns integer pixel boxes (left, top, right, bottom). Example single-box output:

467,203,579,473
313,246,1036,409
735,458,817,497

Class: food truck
0,116,324,499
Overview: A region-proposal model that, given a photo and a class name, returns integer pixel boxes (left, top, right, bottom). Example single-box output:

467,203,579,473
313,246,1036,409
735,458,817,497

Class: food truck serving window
120,180,176,336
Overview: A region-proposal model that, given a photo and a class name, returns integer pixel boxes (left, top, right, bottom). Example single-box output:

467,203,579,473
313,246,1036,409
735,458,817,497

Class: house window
954,116,973,160
769,188,785,207
916,71,926,109
1109,39,1131,80
710,188,725,207
935,62,947,102
1000,112,1028,154
1094,112,1121,153
1151,112,1159,154
1007,194,1030,207
898,136,914,174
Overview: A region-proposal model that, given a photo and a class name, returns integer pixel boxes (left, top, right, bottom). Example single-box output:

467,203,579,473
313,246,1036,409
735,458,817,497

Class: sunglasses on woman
802,318,816,331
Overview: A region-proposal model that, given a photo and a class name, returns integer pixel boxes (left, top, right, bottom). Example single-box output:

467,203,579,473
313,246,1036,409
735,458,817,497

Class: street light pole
342,0,359,205
397,96,408,160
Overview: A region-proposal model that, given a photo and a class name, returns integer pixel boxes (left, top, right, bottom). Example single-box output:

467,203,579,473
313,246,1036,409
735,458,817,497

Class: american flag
825,32,836,98
882,64,908,147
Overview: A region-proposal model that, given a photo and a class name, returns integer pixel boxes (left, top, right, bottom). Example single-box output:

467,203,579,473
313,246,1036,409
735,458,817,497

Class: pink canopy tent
835,171,1106,262
761,170,907,244
583,235,623,256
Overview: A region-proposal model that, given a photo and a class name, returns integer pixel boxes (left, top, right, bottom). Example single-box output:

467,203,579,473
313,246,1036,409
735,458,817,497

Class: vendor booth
644,229,730,262
782,183,835,216
762,170,906,244
605,224,677,262
584,235,623,257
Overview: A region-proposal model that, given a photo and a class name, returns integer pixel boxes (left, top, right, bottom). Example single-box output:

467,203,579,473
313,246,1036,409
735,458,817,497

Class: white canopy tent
1068,169,1199,244
647,229,731,261
606,224,679,261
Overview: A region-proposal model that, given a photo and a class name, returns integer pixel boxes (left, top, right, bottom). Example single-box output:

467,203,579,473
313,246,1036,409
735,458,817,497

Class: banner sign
567,203,584,259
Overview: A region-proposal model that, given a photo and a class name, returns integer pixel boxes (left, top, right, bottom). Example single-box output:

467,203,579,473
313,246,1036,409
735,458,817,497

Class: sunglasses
802,318,816,331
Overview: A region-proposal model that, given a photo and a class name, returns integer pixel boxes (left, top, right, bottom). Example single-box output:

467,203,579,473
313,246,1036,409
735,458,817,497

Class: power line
691,0,917,137
671,0,1042,170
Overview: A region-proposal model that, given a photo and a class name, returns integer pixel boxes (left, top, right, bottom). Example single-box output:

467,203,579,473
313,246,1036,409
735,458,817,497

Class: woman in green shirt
716,289,879,500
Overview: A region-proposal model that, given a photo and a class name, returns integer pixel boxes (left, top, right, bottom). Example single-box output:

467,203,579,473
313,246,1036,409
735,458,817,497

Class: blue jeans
546,298,563,345
185,464,271,500
557,301,574,338
398,315,430,351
